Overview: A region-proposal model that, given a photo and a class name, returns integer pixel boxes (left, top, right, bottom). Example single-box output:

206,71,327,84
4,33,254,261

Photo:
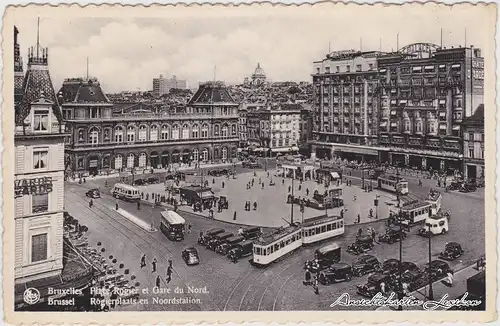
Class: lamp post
374,194,380,219
427,224,434,300
397,190,404,311
290,177,295,225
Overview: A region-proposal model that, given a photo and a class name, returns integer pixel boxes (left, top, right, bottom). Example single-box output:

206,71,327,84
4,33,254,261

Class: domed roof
253,63,266,77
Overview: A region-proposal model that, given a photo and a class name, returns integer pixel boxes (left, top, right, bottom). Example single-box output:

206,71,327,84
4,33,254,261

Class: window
34,109,49,132
138,125,147,141
316,67,320,74
88,128,99,145
33,150,48,170
192,149,199,161
115,127,123,143
172,125,180,140
325,67,330,73
336,66,340,73
368,63,373,71
214,125,220,136
31,233,48,262
201,124,209,138
232,124,237,136
161,125,169,140
346,65,351,72
356,64,362,72
90,107,100,119
32,193,48,213
182,124,189,139
221,125,228,138
150,125,158,141
192,124,199,138
404,121,410,132
126,126,135,142
469,148,474,158
468,132,474,141
138,153,147,168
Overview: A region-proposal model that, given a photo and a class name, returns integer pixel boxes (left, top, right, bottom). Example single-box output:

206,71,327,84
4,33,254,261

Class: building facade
14,26,24,108
377,43,484,172
238,105,248,148
462,104,484,179
61,81,239,174
310,50,386,161
153,74,188,98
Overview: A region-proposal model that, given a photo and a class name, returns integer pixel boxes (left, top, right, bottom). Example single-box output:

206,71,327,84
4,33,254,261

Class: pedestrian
156,275,161,288
137,201,141,210
313,274,319,295
168,258,173,269
304,270,312,286
89,199,93,208
298,184,302,191
369,208,373,218
261,183,264,189
267,172,270,178
140,254,146,269
288,185,291,193
188,223,192,234
357,228,362,238
152,258,157,273
444,271,454,287
370,228,376,242
115,201,119,210
282,179,285,185
253,202,258,210
238,227,244,236
222,181,225,188
402,282,409,296
380,281,386,294
233,211,237,220
306,188,309,196
166,266,172,283
353,195,357,202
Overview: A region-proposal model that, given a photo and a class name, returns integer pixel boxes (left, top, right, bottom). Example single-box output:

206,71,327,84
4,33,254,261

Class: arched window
127,126,135,142
221,124,228,138
138,125,147,141
193,149,199,161
172,124,180,140
138,153,147,168
201,148,209,162
115,127,123,143
214,124,220,136
404,120,411,132
161,125,169,140
103,128,111,142
201,124,209,138
192,124,199,139
182,124,189,139
231,124,237,136
150,125,158,141
89,127,99,145
222,147,228,161
114,154,123,169
78,129,85,142
127,153,135,168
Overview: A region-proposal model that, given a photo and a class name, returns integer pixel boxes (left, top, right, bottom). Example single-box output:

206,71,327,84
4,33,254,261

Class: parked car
304,243,341,273
318,262,353,285
351,254,381,276
215,236,244,255
228,241,253,263
417,214,449,237
198,228,225,246
132,179,145,186
424,260,452,280
402,268,425,291
380,258,401,276
356,273,392,298
182,247,200,266
401,261,420,274
459,182,477,193
241,227,262,240
346,235,374,255
378,227,407,244
146,176,160,184
86,188,101,198
439,242,464,261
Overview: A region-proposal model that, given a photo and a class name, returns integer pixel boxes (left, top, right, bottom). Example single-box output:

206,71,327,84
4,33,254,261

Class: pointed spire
36,17,40,58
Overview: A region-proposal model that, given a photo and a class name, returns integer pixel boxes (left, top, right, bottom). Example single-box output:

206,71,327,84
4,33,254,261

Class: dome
253,63,266,77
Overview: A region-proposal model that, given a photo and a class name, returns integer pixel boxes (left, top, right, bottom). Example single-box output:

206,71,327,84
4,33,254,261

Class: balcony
15,122,68,137
66,111,239,123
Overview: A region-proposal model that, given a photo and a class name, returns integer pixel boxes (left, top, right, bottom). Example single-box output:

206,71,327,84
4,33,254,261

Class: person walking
140,254,146,269
304,270,312,286
443,270,454,287
288,185,291,193
306,188,309,196
156,275,161,288
166,266,173,283
89,199,93,208
152,258,157,273
168,258,173,269
313,274,319,295
137,201,141,211
238,227,244,236
115,201,119,211
222,181,225,189
253,202,258,210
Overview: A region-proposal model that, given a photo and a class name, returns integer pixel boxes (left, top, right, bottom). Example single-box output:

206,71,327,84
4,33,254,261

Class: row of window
302,220,344,237
78,123,237,144
254,231,302,256
318,63,375,75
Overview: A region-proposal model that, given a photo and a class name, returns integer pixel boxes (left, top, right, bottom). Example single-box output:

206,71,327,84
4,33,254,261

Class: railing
67,111,238,122
71,136,240,149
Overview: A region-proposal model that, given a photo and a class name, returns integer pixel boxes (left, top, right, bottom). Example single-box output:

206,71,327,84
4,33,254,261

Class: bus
301,215,344,244
377,175,409,195
160,210,185,241
111,183,141,202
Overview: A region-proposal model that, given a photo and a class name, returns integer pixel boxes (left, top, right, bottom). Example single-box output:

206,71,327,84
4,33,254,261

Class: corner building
61,81,239,174
377,43,484,172
310,50,386,161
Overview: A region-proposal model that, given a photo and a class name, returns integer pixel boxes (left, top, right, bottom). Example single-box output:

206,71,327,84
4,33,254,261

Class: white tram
301,215,344,244
252,215,344,266
400,200,432,225
426,190,442,216
377,175,409,195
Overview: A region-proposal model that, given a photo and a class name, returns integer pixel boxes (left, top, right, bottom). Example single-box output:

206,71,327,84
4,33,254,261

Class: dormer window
33,108,50,132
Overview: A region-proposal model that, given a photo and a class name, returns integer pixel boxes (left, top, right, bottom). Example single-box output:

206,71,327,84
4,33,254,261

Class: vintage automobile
459,182,477,193
380,259,401,276
218,196,229,210
475,178,485,188
228,241,253,263
424,260,452,281
347,235,374,255
438,242,464,261
207,232,234,251
182,247,200,266
356,273,392,298
208,169,230,177
318,262,353,285
402,268,425,291
146,176,160,184
378,227,407,244
351,254,381,277
304,243,341,273
417,214,450,237
198,228,225,246
401,261,421,274
215,235,245,255
85,188,101,199
132,179,145,186
241,227,262,240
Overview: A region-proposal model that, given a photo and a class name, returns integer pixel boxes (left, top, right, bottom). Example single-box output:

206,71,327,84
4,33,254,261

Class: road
65,164,485,311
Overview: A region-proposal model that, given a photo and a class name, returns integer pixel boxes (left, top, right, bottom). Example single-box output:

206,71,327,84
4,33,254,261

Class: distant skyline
14,6,491,93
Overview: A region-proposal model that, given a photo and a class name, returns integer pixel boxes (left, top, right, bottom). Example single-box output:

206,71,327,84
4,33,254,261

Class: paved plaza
136,168,397,228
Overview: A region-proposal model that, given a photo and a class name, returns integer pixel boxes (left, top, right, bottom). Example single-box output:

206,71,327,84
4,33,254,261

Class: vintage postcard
2,2,497,324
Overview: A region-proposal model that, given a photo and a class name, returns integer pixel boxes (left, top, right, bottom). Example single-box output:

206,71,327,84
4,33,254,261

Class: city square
7,4,492,321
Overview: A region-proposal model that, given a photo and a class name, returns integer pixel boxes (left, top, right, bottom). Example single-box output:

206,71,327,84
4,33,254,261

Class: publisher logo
23,288,40,305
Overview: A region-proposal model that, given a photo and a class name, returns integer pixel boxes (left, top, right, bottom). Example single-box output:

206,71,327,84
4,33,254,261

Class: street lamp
290,177,295,225
427,224,434,300
374,194,380,219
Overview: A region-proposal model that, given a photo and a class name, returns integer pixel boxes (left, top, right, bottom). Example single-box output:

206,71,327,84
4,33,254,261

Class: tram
426,189,442,216
252,215,344,266
377,175,409,195
399,199,432,226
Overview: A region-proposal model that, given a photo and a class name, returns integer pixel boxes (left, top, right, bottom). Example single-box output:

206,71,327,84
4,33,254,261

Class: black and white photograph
3,2,496,323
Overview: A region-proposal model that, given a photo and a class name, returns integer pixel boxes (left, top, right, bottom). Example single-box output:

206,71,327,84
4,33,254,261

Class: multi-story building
61,81,239,174
462,104,484,179
238,105,248,148
13,27,93,309
377,43,484,172
247,105,301,156
299,105,314,155
310,50,386,161
152,74,188,98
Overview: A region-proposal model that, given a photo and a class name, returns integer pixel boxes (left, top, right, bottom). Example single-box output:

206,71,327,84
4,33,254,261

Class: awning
380,122,388,127
439,112,446,117
332,146,379,156
390,110,396,115
453,126,460,130
330,172,340,179
253,147,263,151
412,67,422,71
400,100,407,104
452,64,461,68
391,100,397,104
89,159,98,168
379,69,387,73
272,147,298,153
424,65,435,70
200,191,214,199
439,125,447,129
439,64,446,68
390,122,397,127
439,99,446,104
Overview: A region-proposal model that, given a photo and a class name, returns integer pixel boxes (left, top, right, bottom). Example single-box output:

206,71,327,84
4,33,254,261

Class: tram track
65,191,216,311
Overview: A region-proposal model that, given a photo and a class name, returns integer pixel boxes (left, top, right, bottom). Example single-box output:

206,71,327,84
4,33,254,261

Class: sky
13,5,493,93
